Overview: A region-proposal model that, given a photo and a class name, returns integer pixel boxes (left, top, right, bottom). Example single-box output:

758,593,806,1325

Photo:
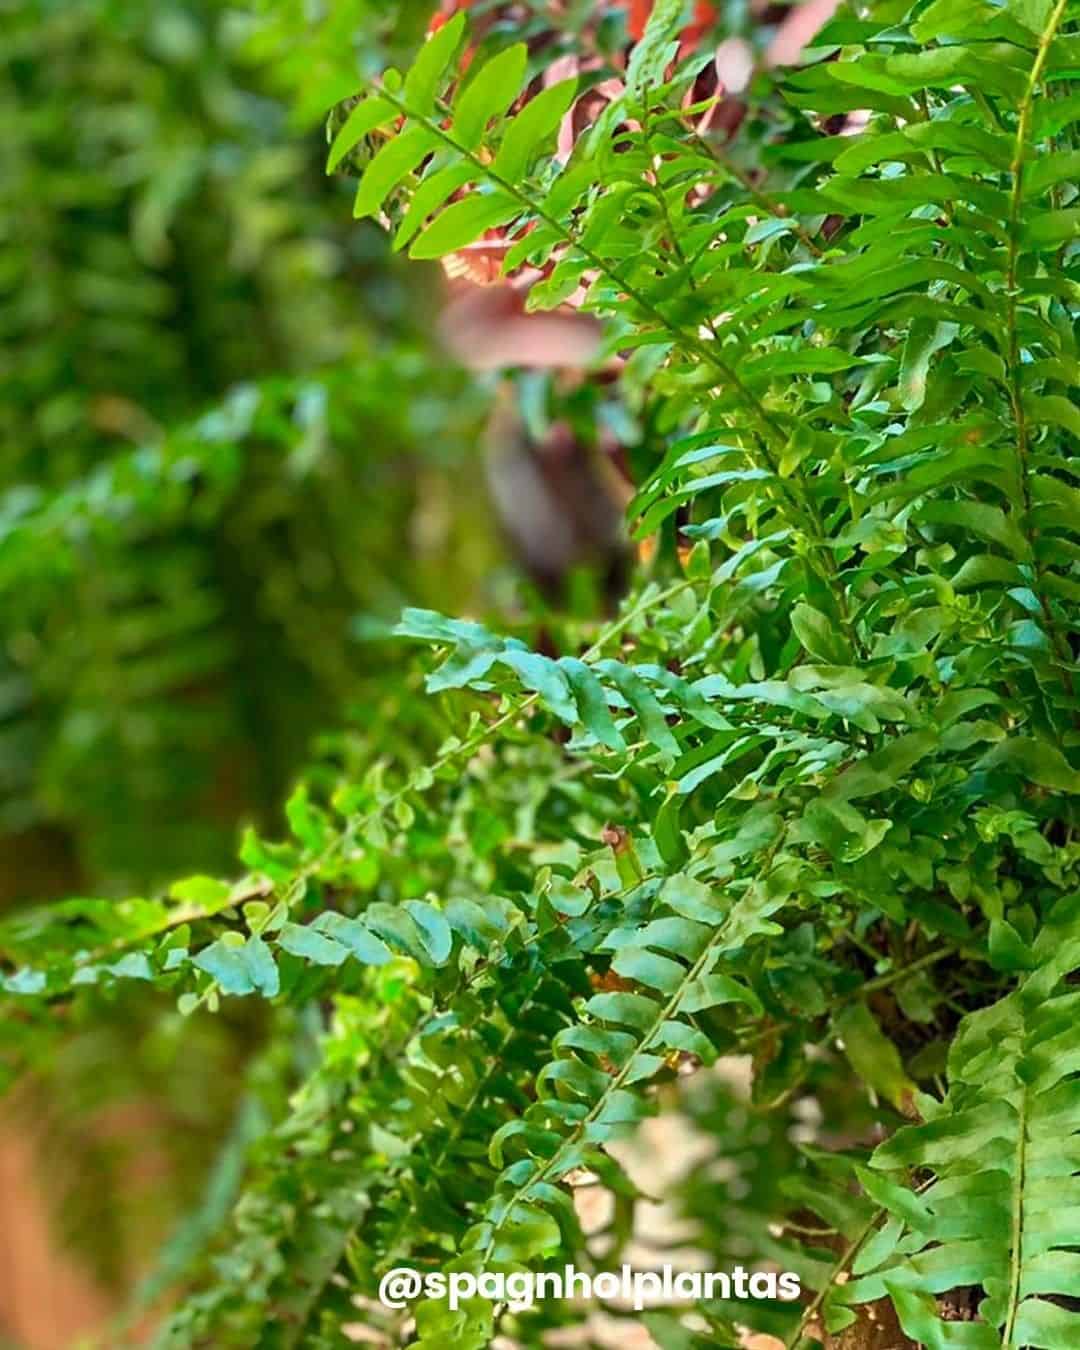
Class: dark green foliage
0,0,494,889
4,0,1080,1346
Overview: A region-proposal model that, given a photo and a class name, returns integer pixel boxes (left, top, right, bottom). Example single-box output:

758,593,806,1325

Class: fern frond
845,894,1080,1349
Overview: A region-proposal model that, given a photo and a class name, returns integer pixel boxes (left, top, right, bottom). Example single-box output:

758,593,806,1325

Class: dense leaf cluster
0,0,492,890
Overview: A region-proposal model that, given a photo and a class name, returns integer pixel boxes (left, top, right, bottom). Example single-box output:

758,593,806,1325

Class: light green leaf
170,875,231,908
402,901,454,965
595,661,680,758
192,936,280,996
240,936,279,996
804,799,893,862
791,602,851,665
326,96,397,173
498,649,578,724
452,43,528,149
410,190,520,259
626,0,682,96
354,125,439,219
493,78,578,181
310,912,393,965
559,657,626,751
679,972,761,1016
393,160,474,249
277,922,349,967
1022,208,1080,249
403,12,466,117
611,947,687,995
899,319,958,412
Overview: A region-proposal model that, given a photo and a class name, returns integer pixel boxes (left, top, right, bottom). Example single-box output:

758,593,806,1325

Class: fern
4,0,1080,1346
851,894,1080,1349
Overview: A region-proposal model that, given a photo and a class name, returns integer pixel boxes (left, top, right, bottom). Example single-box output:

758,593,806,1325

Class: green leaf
402,901,454,965
369,903,441,963
240,936,280,997
326,96,397,173
594,661,680,759
652,790,688,868
558,657,626,751
834,1002,917,1115
660,875,726,924
804,799,893,862
170,875,231,908
486,1201,561,1263
452,43,528,150
497,649,578,724
825,730,939,803
1022,148,1080,199
192,936,280,996
1022,208,1080,249
899,319,958,412
743,348,870,379
791,602,851,665
585,991,660,1032
884,46,1028,101
886,1286,998,1350
395,607,499,646
870,970,1080,1346
4,968,46,996
285,784,328,850
978,737,1080,792
277,921,349,967
310,912,393,965
626,0,683,96
403,12,466,117
410,190,521,259
354,125,439,219
393,160,474,249
988,917,1036,971
915,501,1029,559
611,947,687,995
631,915,712,960
493,78,578,181
679,972,761,1016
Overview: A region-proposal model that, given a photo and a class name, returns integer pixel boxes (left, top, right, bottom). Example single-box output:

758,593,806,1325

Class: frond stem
378,85,863,655
1003,0,1076,696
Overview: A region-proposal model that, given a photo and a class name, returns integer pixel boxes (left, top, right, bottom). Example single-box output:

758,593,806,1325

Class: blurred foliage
0,0,496,894
0,0,494,1315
